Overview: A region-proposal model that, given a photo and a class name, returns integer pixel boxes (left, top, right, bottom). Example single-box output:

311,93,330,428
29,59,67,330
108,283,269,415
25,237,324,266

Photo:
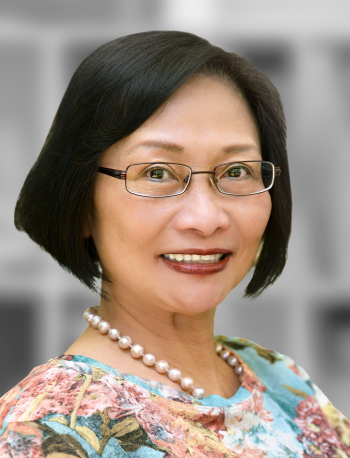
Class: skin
66,75,272,398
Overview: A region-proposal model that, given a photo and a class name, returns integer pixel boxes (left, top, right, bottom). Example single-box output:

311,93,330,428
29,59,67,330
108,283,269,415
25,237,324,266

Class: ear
253,240,263,267
83,223,91,239
83,212,92,239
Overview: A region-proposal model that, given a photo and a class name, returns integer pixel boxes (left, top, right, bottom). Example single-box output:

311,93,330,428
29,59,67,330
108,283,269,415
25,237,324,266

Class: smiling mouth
161,251,231,275
162,253,227,263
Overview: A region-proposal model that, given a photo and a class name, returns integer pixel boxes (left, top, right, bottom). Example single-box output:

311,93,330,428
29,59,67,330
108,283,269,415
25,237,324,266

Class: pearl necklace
83,306,244,400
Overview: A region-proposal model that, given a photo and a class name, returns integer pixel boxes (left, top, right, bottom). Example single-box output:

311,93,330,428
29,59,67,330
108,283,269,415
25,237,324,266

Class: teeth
174,254,184,261
164,253,224,263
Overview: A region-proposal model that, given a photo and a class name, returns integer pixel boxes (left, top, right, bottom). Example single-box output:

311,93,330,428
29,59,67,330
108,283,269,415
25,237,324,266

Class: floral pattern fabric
0,336,349,457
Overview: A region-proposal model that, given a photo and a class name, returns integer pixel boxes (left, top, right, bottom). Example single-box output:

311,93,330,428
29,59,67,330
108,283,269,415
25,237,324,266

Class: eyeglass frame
97,161,281,198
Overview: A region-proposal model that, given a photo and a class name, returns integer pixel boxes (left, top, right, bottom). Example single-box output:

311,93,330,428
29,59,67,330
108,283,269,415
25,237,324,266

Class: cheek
90,182,168,266
237,193,272,252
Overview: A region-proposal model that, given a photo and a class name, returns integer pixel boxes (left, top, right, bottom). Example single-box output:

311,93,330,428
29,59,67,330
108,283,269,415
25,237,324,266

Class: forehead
102,75,261,165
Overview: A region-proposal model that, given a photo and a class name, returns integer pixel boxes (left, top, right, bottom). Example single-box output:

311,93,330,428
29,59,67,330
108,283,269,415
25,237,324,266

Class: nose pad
183,173,218,191
209,175,218,190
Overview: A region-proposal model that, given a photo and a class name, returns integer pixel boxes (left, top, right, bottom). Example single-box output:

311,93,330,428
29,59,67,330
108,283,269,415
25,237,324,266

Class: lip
161,249,232,275
162,248,231,255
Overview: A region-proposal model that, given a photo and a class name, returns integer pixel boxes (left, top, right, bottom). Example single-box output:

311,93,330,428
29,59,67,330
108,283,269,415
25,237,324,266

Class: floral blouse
0,336,349,457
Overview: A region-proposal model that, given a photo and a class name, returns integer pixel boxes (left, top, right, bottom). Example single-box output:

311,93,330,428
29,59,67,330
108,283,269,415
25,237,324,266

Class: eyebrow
222,145,261,154
126,141,184,155
126,141,260,155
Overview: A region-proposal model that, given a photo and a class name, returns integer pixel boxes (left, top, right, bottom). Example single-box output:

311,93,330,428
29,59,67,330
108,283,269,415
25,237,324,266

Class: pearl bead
220,350,230,361
143,354,156,366
91,315,102,329
227,355,238,367
98,320,111,334
155,360,169,374
180,377,194,391
235,365,243,376
108,328,120,340
192,387,205,399
119,336,132,349
168,368,182,382
83,312,95,324
85,310,244,397
131,344,144,358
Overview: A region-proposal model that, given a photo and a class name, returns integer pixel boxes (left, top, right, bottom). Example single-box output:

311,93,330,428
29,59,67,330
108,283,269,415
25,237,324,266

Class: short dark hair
14,31,292,299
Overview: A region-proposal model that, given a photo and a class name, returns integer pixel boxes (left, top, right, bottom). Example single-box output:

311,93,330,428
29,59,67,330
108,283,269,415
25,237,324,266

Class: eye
149,168,167,180
224,164,250,179
146,167,174,180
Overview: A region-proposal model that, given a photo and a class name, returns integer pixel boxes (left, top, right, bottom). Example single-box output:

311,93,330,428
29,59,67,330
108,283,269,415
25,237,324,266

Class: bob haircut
14,30,292,299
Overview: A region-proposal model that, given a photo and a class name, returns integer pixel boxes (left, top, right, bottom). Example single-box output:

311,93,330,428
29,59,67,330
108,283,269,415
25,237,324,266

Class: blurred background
0,0,349,418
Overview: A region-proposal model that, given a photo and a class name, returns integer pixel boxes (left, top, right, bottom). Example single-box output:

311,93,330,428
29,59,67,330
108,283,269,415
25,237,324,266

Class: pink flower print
294,396,348,457
7,369,90,423
139,394,242,457
191,408,227,436
5,359,116,427
0,422,44,458
81,377,237,457
0,385,22,428
236,443,266,457
321,402,350,455
235,389,273,423
92,376,155,423
240,360,266,394
286,361,303,378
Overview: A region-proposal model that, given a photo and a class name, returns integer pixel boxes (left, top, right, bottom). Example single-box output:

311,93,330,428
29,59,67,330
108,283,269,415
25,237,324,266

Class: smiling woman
1,31,349,457
85,75,272,312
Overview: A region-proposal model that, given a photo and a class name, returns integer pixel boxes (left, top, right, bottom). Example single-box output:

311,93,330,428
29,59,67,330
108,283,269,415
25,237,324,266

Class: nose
173,174,231,236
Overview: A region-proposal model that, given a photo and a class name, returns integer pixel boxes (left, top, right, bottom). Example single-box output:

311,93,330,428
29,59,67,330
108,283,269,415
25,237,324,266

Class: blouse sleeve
284,353,350,455
311,380,350,453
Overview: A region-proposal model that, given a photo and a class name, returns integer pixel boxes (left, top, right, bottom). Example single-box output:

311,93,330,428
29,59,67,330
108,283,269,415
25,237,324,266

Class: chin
168,286,230,315
160,269,245,313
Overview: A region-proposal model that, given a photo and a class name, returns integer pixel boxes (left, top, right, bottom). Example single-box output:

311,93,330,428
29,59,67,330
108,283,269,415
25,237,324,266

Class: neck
68,287,241,398
98,294,218,376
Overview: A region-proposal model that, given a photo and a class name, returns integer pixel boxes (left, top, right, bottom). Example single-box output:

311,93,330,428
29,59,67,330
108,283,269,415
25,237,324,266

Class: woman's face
86,75,271,315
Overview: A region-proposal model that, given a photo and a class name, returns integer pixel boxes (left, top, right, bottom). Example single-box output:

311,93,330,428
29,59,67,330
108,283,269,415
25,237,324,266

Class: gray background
0,0,349,419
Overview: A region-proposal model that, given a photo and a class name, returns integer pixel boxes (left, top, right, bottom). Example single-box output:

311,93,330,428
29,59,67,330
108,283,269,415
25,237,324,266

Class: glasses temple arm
97,167,127,180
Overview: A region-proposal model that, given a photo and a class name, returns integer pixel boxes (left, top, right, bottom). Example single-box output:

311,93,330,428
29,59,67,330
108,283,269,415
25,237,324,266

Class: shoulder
218,335,316,383
218,335,331,401
0,355,139,456
0,355,122,428
0,355,184,457
0,356,86,427
0,357,62,427
218,336,350,454
0,356,76,455
218,335,319,411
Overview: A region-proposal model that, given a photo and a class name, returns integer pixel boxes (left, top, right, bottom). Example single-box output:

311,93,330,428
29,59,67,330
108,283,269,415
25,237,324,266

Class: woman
0,31,349,457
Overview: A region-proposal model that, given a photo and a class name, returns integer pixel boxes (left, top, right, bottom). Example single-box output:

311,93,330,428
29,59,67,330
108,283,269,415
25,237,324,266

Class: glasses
97,161,281,198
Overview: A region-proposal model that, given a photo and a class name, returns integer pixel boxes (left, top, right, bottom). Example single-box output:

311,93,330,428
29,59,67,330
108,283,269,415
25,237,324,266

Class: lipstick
161,249,231,275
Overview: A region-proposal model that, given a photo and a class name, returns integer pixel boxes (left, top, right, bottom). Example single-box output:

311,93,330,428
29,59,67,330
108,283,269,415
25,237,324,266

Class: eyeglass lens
125,162,274,197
